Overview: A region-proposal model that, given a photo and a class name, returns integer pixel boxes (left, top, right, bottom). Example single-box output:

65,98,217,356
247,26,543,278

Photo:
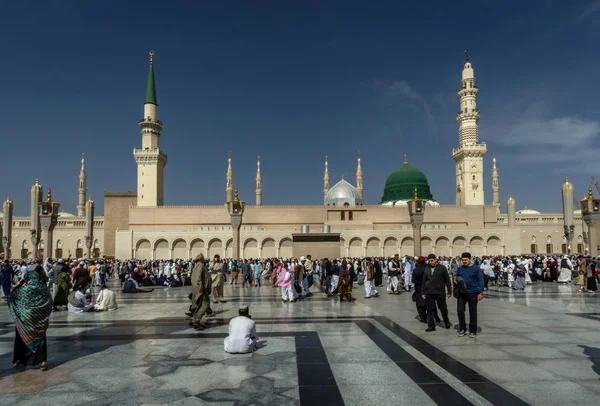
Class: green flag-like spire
145,51,157,105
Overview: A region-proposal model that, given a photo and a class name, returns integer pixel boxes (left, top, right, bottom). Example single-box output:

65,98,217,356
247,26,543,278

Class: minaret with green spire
134,50,168,207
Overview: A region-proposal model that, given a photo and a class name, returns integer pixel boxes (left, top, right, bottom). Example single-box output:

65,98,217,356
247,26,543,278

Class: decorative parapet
133,148,168,165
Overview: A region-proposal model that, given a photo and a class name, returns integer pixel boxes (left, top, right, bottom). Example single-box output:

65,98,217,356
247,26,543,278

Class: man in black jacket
421,254,452,332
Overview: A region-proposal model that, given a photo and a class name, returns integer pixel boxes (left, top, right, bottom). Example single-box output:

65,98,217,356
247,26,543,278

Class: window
530,244,537,254
349,211,353,221
341,211,345,220
577,243,583,254
546,244,552,254
561,244,567,254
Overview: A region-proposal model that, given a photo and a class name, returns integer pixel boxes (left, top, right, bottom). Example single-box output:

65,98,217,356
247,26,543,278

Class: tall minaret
324,156,330,203
226,151,234,203
77,153,87,217
255,156,262,206
356,151,363,200
452,50,487,206
134,51,168,207
492,154,500,214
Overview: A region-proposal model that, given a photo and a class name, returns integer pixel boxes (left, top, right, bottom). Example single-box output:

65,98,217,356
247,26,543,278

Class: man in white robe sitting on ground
224,304,258,354
94,284,118,311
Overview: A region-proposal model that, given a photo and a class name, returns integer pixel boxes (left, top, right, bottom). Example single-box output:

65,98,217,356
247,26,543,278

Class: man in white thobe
94,285,118,311
224,304,258,354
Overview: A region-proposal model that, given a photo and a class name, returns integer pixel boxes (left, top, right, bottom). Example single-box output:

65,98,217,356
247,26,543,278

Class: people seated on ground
169,273,183,287
94,285,118,311
68,284,94,313
224,304,258,354
123,276,154,293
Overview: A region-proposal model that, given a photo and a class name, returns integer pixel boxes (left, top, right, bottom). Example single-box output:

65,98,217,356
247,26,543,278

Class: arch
136,239,151,260
243,238,259,259
401,237,414,257
546,235,552,243
366,237,381,257
93,239,99,249
435,237,451,257
21,240,28,249
261,238,276,259
469,236,484,257
76,239,83,249
56,239,63,249
452,236,467,247
340,237,346,258
154,239,169,259
383,237,398,257
207,238,222,259
226,239,234,258
280,237,293,259
531,235,537,243
172,238,187,259
348,237,363,258
487,236,502,256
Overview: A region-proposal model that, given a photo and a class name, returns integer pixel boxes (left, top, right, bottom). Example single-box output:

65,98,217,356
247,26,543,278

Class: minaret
134,51,168,207
452,50,487,206
255,156,262,206
356,151,363,200
77,153,87,217
226,151,234,203
324,156,330,204
507,194,516,228
492,154,500,214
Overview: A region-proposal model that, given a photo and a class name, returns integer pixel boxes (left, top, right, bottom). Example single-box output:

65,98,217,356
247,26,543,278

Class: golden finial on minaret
6,196,10,202
589,187,594,198
414,187,418,200
47,188,53,202
149,50,154,65
464,49,469,62
357,150,360,159
233,189,239,201
35,178,39,186
404,154,407,164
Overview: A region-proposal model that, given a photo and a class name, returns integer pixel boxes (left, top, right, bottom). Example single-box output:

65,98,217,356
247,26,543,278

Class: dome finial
414,187,418,200
342,174,344,180
404,154,407,164
464,49,469,62
149,50,154,65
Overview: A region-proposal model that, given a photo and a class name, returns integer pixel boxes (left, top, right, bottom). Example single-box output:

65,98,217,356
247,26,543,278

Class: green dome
380,162,434,203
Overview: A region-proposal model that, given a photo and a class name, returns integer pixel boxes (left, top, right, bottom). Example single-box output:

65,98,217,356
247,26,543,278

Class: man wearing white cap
224,304,258,353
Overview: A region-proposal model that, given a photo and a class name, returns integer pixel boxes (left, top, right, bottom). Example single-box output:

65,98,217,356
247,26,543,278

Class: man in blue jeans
455,252,484,338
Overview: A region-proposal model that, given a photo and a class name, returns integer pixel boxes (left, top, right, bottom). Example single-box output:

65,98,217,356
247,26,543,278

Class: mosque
0,52,588,260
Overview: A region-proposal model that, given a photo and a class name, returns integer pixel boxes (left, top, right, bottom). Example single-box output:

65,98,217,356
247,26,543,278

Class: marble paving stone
500,380,600,405
468,360,563,382
535,358,599,380
494,344,573,360
196,376,298,406
330,361,417,385
337,384,437,406
436,345,511,361
323,346,392,363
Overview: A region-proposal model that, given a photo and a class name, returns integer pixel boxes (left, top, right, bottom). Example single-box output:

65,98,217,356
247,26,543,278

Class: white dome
516,207,541,215
325,179,363,207
58,211,77,217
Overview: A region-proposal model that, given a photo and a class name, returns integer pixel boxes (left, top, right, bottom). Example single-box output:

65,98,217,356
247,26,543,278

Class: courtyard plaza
0,282,598,405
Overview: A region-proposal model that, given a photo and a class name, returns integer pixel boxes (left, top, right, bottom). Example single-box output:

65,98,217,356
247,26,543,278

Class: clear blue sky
2,0,600,216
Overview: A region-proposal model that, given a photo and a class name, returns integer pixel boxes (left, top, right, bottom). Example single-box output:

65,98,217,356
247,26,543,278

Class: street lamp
407,187,426,257
38,189,60,259
581,187,600,257
227,189,246,259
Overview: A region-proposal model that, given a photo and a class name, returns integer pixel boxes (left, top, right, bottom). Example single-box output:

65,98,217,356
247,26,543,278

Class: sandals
40,362,48,371
13,362,25,368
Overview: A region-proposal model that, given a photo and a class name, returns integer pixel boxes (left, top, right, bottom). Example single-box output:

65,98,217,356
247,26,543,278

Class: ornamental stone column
2,197,13,259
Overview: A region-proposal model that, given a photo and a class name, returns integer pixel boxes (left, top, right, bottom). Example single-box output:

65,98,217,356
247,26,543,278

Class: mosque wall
104,192,137,258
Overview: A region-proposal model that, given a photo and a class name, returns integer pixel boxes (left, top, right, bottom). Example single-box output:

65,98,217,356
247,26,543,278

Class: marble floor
0,281,599,405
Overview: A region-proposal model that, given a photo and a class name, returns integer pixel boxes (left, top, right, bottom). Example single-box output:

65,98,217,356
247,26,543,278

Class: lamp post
2,197,13,260
38,189,60,260
85,198,95,258
407,188,426,257
227,189,245,259
581,187,600,257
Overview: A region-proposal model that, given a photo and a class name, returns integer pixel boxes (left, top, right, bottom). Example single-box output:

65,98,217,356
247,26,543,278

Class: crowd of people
2,251,599,366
